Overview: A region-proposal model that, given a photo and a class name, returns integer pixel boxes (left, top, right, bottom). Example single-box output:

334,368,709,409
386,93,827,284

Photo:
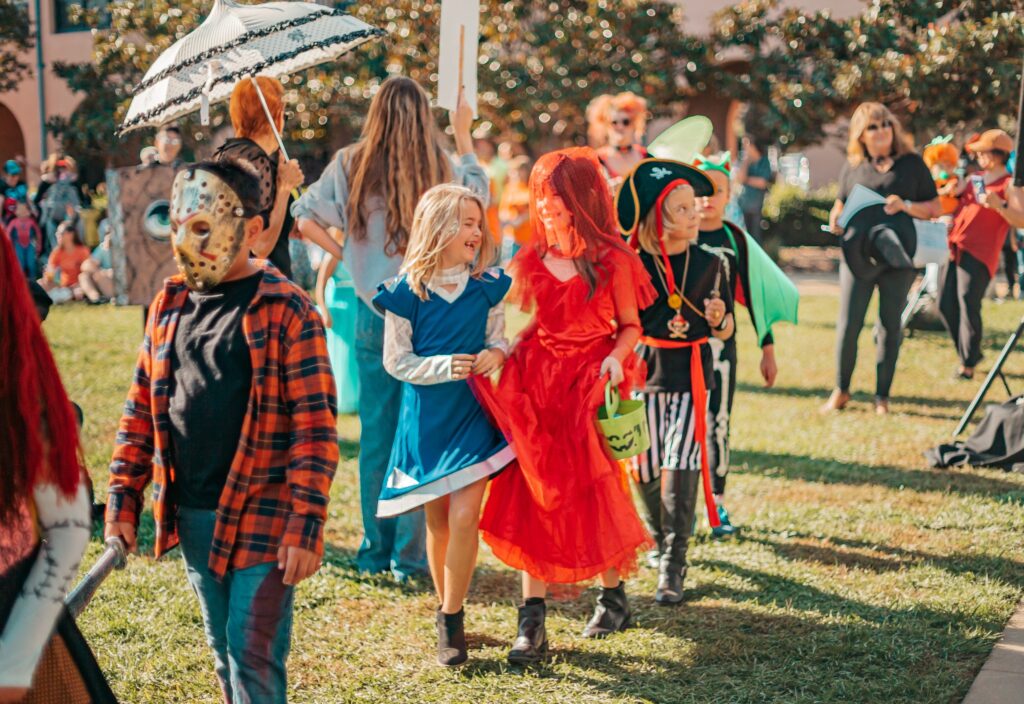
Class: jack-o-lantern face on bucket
170,167,246,291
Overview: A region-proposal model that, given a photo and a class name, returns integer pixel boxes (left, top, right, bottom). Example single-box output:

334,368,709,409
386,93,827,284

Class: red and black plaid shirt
106,263,339,579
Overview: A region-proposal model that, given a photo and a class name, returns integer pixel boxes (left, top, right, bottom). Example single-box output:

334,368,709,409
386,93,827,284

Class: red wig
0,224,82,520
528,147,632,293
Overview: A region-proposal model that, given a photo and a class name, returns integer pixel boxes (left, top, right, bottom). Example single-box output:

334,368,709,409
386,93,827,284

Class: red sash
639,335,721,528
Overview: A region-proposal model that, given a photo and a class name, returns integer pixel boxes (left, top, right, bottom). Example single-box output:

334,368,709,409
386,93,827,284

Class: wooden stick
458,24,465,92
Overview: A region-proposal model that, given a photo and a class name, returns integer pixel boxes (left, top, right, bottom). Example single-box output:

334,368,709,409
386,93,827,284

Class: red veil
0,224,82,521
528,147,633,264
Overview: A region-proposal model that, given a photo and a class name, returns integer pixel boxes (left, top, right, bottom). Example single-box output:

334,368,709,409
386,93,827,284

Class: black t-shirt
837,153,938,204
699,224,773,347
639,245,734,393
168,272,262,509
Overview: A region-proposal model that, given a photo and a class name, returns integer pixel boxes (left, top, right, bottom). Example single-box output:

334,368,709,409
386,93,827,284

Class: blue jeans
354,299,426,578
177,508,294,704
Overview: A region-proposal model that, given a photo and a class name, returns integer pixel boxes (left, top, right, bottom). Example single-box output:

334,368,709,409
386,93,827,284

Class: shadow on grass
338,437,359,461
735,382,969,411
738,531,1024,585
734,448,1024,500
459,598,992,703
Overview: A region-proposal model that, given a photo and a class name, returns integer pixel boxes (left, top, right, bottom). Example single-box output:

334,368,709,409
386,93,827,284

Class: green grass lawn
48,293,1024,703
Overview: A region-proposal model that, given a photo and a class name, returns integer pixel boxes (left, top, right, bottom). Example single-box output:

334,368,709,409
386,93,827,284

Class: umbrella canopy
119,0,385,134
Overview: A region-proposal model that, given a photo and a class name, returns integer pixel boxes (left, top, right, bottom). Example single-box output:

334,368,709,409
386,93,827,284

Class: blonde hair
345,77,454,256
847,102,914,166
401,184,495,300
635,183,693,256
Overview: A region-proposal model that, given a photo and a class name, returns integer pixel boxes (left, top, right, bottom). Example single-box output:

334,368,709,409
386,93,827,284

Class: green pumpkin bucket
597,383,651,460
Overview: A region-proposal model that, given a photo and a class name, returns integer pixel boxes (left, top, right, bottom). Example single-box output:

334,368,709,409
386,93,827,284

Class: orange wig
586,92,648,147
229,75,285,140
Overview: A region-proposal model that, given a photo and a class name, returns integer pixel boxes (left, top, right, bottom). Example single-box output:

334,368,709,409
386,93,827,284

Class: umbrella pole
251,76,290,161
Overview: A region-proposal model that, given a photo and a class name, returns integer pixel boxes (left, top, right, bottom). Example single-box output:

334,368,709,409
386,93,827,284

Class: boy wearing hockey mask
106,158,339,703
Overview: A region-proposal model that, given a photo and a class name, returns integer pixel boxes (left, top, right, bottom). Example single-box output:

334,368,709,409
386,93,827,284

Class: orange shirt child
47,244,91,287
499,179,532,245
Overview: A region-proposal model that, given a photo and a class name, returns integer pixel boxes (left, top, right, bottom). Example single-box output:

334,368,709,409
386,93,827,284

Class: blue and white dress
373,265,515,517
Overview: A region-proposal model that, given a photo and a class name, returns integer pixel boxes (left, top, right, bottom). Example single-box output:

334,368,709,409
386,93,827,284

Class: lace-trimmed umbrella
119,0,386,157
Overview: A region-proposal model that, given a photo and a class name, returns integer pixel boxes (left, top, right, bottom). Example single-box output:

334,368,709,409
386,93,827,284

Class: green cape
723,221,799,346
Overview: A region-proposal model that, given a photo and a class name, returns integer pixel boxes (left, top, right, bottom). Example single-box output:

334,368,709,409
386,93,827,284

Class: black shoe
655,567,686,605
582,582,632,638
436,608,468,667
508,601,548,664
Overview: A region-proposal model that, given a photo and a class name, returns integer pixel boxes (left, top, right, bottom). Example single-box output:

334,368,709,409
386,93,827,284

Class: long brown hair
0,224,82,521
345,77,453,256
846,102,914,166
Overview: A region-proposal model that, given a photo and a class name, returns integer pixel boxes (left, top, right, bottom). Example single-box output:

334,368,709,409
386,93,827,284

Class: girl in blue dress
373,183,514,667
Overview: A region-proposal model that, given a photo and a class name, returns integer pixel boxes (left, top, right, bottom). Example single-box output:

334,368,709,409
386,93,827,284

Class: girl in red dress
472,147,655,664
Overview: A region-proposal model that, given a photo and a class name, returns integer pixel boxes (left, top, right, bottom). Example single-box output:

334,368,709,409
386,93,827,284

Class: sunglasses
611,118,633,127
865,120,892,133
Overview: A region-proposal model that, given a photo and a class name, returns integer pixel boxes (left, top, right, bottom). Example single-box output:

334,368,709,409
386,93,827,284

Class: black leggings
938,251,990,368
835,262,916,399
707,338,737,496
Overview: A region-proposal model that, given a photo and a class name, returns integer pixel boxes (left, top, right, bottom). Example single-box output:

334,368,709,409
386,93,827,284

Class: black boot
508,600,548,664
582,582,632,638
436,608,468,666
637,477,663,568
656,469,700,605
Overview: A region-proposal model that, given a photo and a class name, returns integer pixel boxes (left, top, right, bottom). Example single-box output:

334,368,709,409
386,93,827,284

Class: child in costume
614,157,735,604
923,135,961,218
7,200,42,279
696,153,797,538
472,147,655,663
106,158,338,704
0,224,116,703
498,155,532,264
374,183,513,667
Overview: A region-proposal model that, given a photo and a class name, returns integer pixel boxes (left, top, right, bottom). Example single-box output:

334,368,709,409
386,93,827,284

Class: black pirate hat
615,158,716,237
841,204,916,279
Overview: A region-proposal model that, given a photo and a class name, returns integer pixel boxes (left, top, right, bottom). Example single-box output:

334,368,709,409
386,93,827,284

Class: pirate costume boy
615,159,734,604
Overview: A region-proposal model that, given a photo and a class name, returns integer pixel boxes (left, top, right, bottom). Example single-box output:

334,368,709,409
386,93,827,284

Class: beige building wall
0,0,93,187
678,0,864,187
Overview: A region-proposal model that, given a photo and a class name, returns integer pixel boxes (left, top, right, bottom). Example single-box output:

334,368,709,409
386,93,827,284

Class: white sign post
437,0,479,117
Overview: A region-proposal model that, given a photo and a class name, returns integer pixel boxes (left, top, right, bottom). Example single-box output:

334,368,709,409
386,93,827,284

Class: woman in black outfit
823,102,941,415
214,76,342,279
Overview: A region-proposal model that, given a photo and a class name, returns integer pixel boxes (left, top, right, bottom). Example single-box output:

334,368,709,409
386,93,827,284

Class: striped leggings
630,391,705,484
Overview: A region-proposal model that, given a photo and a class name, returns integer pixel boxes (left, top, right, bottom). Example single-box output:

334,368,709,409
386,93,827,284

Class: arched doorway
0,103,26,167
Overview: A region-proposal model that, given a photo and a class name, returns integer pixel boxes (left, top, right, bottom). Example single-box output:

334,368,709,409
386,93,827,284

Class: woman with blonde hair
586,91,649,191
823,102,941,414
294,77,488,581
373,183,512,666
213,75,336,280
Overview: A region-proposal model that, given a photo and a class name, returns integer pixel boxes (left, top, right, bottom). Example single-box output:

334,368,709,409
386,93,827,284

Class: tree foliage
712,0,1024,147
47,0,1024,175
0,0,34,93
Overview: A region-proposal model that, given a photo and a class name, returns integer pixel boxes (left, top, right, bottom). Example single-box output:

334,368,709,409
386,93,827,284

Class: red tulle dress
473,245,656,584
